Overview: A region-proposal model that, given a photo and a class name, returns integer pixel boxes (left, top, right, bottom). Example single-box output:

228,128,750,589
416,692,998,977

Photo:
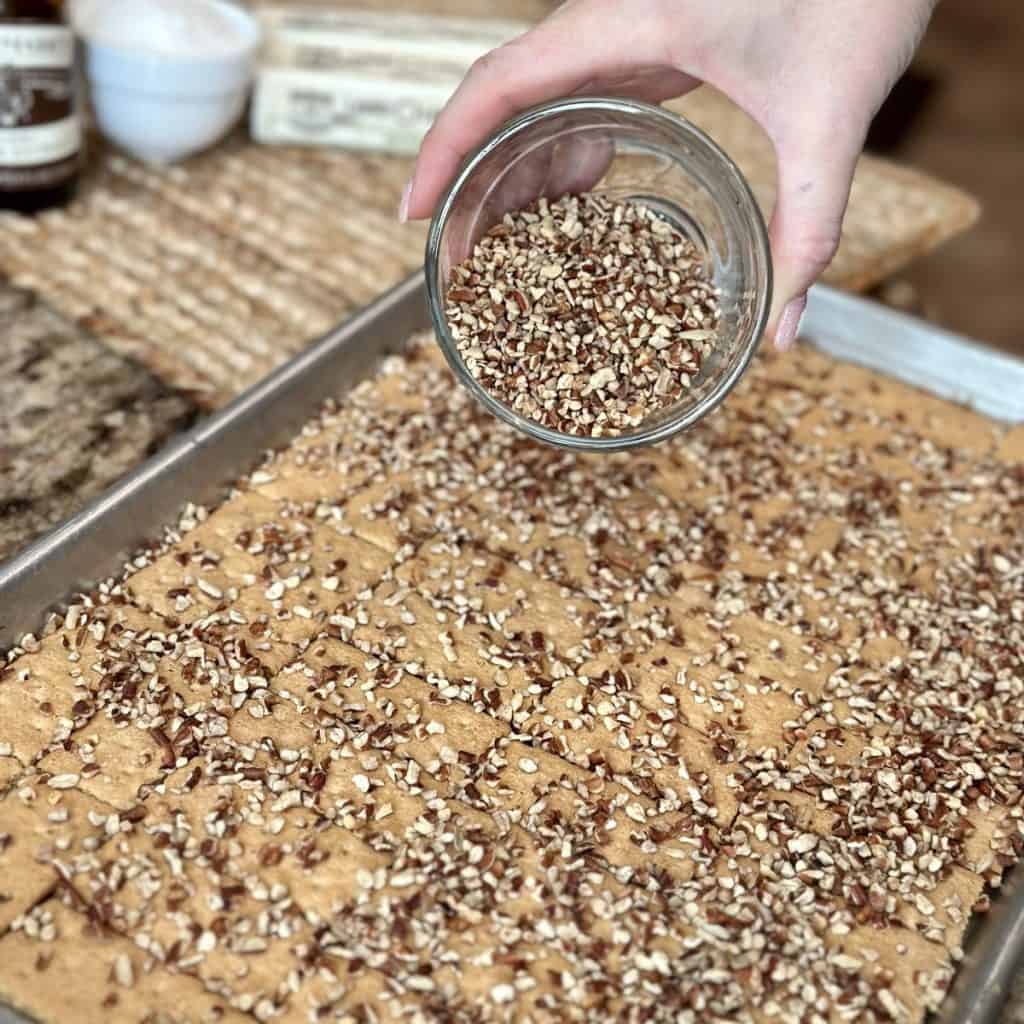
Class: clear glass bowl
425,96,772,452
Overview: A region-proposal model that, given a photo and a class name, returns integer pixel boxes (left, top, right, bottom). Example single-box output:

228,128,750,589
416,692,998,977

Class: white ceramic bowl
77,0,261,165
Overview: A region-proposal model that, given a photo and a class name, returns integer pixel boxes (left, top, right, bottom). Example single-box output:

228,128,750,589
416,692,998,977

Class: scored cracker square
35,715,167,813
0,777,106,935
0,602,171,769
125,492,394,640
0,898,251,1024
728,783,984,954
279,636,510,773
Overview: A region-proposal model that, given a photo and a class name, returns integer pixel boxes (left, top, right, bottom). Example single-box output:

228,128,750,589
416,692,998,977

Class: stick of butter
250,6,530,155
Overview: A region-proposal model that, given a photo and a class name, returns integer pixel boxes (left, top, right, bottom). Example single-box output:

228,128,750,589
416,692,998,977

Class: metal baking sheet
804,286,1024,422
0,274,1022,1024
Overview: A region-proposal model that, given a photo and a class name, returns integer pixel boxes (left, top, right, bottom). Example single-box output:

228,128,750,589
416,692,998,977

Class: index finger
403,7,669,221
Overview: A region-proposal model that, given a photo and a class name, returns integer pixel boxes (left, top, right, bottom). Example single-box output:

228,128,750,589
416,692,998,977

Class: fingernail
775,294,807,352
398,179,413,224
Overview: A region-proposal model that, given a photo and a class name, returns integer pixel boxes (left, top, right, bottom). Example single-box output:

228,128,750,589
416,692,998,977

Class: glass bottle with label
0,0,80,213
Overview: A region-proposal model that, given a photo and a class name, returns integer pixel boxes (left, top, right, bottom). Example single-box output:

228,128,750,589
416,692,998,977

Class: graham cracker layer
1,325,1020,1023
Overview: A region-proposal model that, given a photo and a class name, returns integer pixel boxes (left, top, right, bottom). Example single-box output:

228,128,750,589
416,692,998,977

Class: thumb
767,131,862,351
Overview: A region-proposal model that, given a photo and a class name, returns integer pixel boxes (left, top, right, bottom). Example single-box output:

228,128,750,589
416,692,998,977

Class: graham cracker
0,899,251,1024
0,777,106,936
0,602,172,769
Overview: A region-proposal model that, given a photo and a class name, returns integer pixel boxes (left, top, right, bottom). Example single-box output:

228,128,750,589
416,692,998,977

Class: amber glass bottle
0,0,80,213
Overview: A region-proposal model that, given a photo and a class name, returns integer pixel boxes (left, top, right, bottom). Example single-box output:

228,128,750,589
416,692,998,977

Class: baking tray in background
0,274,1023,1024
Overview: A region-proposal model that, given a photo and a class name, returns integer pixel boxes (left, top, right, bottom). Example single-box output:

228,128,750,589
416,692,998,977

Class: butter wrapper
255,5,529,58
250,6,529,154
251,67,455,154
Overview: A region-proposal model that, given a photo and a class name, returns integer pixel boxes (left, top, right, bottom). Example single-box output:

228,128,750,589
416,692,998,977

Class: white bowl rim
77,0,262,65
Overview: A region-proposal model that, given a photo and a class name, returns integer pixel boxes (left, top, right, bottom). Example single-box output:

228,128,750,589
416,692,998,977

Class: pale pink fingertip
398,180,413,224
774,294,807,352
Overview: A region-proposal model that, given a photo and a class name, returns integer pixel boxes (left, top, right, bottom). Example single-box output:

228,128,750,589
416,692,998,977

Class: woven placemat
0,141,420,405
0,9,978,408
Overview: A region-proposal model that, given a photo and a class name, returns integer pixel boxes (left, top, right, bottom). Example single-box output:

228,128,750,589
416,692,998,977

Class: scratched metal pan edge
803,286,1024,423
0,276,1022,1024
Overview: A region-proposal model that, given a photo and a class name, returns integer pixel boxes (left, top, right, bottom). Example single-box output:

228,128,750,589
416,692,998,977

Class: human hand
400,0,936,350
